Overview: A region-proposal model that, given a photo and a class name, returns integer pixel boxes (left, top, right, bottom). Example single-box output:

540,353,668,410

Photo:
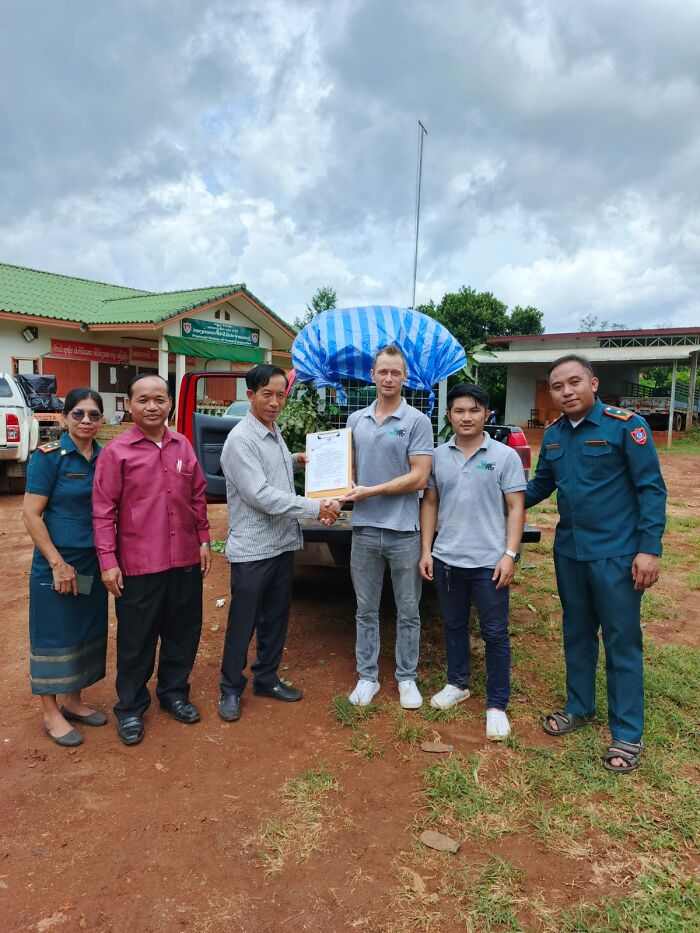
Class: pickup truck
0,373,40,494
177,371,539,566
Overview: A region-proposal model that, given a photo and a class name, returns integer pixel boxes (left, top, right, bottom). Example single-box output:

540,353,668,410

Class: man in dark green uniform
525,354,666,773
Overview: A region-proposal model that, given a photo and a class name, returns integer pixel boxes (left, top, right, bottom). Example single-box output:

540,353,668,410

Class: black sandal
542,709,589,736
604,740,643,774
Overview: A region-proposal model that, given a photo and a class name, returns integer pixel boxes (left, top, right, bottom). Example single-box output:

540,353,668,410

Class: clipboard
304,428,353,499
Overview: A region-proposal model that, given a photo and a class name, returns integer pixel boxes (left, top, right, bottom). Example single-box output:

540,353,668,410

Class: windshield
224,400,250,418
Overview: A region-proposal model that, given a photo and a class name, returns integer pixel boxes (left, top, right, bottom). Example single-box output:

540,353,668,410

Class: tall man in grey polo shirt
419,383,525,740
342,345,434,709
218,364,339,723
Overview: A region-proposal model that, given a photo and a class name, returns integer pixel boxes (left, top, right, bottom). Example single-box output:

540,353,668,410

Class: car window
0,377,14,398
224,401,250,418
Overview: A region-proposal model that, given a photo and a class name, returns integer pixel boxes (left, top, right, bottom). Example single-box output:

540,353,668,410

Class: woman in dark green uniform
23,388,109,747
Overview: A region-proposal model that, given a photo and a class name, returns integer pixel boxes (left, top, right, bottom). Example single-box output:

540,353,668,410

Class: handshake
318,498,341,527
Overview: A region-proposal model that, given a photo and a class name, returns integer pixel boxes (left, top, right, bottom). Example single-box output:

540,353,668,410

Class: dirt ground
1,439,698,932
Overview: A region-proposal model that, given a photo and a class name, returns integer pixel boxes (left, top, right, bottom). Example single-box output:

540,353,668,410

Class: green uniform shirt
524,398,666,560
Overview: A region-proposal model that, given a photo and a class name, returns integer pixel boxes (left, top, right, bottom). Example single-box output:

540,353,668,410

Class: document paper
305,428,353,498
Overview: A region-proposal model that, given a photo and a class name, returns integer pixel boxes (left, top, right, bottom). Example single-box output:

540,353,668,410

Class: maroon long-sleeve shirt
92,425,209,576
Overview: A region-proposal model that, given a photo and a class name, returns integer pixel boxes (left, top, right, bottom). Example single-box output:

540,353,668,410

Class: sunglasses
69,408,102,423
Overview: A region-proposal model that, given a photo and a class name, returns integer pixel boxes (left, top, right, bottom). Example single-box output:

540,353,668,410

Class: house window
12,357,39,375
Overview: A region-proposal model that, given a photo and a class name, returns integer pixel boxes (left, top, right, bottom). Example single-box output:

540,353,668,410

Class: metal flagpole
411,120,428,309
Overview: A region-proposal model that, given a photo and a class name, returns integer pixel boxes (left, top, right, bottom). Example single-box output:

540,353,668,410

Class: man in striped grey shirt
218,364,339,723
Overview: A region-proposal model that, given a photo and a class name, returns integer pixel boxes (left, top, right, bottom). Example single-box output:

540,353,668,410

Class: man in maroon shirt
93,374,211,745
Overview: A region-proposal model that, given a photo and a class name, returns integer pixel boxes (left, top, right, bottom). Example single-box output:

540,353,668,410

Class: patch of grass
255,764,339,875
447,857,528,932
664,428,700,456
420,703,465,723
641,589,678,623
688,569,700,590
331,693,382,727
557,863,700,932
665,514,700,533
348,730,385,759
394,713,427,745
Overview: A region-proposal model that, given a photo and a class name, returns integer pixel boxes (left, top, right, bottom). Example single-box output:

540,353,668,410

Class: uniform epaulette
37,441,61,454
544,414,563,428
603,406,633,421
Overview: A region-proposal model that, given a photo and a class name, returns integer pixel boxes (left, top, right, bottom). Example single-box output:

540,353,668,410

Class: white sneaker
398,680,423,709
486,708,511,741
430,684,470,710
348,679,380,707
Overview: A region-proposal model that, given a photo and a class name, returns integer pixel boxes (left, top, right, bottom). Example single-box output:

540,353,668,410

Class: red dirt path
1,444,697,931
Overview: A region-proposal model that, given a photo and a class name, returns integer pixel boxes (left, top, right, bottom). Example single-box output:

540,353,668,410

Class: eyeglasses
68,408,102,423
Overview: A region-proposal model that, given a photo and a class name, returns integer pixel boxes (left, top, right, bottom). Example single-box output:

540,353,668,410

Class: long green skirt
29,547,108,695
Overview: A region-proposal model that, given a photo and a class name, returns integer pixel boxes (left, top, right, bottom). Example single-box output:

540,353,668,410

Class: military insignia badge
630,426,647,445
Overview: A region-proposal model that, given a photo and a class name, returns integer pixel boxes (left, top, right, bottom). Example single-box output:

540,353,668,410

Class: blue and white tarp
291,306,467,412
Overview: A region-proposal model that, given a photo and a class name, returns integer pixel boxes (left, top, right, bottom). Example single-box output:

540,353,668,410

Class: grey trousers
350,527,422,682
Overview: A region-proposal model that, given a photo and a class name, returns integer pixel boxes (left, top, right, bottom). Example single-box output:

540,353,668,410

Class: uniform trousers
114,564,203,720
220,551,295,697
554,551,644,743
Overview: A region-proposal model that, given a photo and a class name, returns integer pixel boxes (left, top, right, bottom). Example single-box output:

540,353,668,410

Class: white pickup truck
0,373,40,494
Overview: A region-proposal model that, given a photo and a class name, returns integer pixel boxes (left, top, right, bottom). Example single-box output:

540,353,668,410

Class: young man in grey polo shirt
342,345,434,709
419,383,525,740
218,364,340,723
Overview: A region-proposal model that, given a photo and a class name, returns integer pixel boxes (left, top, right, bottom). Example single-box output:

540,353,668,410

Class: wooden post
666,358,677,449
686,351,698,431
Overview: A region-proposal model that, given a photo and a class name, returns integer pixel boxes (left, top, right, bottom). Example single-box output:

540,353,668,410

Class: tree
293,286,337,332
508,305,544,336
578,314,626,331
418,287,544,418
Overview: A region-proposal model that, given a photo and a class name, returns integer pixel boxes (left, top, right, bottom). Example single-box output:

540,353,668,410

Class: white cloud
0,0,699,331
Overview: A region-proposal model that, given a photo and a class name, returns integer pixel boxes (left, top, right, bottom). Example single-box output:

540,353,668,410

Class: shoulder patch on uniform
630,426,648,446
37,441,61,454
603,406,633,421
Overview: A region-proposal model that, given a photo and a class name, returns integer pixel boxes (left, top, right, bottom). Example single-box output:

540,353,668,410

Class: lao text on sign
180,318,260,348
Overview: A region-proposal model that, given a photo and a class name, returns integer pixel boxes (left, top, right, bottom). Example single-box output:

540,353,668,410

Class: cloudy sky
2,0,699,331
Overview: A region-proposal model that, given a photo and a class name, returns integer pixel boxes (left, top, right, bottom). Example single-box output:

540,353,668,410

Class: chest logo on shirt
477,460,496,471
388,428,406,437
630,426,647,446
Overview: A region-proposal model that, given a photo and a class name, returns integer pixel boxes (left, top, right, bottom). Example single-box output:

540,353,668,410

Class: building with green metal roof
0,262,295,417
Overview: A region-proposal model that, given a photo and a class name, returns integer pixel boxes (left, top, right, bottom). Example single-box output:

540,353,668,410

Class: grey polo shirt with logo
428,432,526,569
346,398,434,532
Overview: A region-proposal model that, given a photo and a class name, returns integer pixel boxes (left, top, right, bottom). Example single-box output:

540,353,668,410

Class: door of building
42,357,91,397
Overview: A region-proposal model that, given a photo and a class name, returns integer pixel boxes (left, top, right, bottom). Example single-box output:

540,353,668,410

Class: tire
8,474,26,495
674,413,683,432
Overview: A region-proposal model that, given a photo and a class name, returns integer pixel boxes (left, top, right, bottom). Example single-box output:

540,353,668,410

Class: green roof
0,262,293,333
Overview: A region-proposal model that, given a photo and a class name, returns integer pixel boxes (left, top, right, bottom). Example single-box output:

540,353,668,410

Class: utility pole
410,120,428,309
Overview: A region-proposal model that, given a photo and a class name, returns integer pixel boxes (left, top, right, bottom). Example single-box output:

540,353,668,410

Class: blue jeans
350,527,422,682
432,558,511,710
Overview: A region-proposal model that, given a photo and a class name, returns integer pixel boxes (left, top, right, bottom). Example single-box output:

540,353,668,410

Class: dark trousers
114,565,203,721
554,552,643,743
432,558,511,710
220,551,294,697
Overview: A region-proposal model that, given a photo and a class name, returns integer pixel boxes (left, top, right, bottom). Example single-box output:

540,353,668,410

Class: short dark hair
373,344,407,371
447,382,490,410
245,364,288,393
548,354,594,379
126,373,171,399
62,387,103,415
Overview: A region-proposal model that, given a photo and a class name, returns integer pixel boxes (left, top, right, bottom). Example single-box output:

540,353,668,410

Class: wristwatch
504,549,521,562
